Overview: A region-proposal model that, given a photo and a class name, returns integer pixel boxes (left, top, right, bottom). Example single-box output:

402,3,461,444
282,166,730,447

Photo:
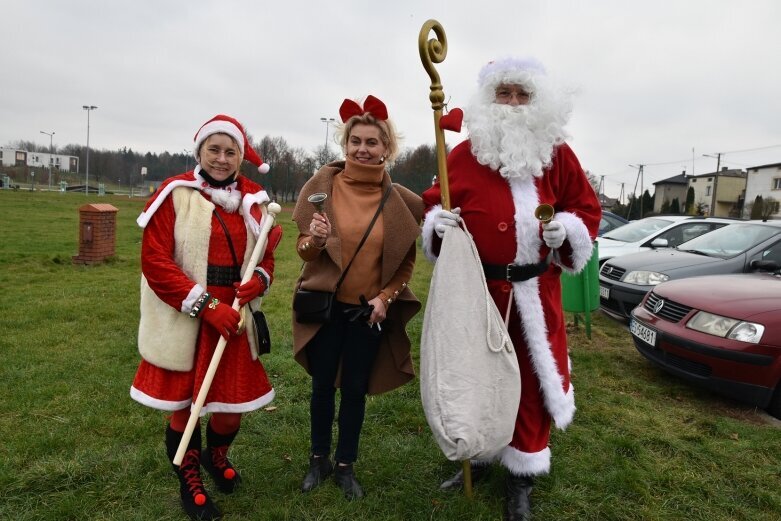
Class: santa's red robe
130,171,281,415
422,141,601,475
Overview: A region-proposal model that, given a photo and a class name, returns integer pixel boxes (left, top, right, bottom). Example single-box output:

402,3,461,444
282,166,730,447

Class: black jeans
305,301,381,464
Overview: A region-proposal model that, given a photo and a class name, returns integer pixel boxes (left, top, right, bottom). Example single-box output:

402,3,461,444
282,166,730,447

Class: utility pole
703,152,722,173
629,164,645,218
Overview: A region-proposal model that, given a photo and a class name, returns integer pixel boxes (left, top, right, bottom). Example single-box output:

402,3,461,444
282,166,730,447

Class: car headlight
686,311,765,344
623,271,669,285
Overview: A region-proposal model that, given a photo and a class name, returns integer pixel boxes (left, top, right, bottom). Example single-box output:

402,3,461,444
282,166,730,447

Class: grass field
0,190,779,521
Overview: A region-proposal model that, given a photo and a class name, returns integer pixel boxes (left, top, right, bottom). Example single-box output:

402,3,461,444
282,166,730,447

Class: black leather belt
482,260,549,282
207,265,241,286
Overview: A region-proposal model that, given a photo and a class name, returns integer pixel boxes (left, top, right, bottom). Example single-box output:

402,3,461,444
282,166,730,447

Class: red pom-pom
194,493,207,506
258,163,270,174
224,468,236,480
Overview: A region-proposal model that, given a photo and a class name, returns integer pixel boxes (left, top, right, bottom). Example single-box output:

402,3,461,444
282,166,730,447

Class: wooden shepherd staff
418,19,473,499
173,201,282,466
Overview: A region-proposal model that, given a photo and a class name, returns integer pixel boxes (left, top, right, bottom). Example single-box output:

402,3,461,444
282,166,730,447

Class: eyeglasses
495,85,531,104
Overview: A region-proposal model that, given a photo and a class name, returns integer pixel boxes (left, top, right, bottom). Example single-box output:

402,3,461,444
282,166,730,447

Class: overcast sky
3,0,780,198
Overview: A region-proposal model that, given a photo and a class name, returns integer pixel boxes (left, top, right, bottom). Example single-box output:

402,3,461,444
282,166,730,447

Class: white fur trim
182,284,205,313
256,267,271,296
194,120,244,156
421,204,442,263
507,176,576,429
130,386,191,411
198,388,275,415
552,211,593,273
500,445,551,476
241,190,271,238
136,176,202,228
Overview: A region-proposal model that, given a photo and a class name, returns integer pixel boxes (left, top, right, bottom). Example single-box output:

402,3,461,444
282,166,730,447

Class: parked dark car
599,211,629,236
599,220,781,320
629,270,781,419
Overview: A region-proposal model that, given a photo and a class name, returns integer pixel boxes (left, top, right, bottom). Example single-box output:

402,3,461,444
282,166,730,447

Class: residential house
652,173,688,213
744,162,781,219
687,168,746,217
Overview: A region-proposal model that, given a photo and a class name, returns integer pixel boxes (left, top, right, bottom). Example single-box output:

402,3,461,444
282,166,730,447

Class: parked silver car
599,220,781,321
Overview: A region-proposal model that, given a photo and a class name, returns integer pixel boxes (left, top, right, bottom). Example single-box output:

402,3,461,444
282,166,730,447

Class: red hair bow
339,95,388,123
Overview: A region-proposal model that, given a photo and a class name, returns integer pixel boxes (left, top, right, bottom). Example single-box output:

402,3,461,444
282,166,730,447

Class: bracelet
208,297,220,310
189,291,211,318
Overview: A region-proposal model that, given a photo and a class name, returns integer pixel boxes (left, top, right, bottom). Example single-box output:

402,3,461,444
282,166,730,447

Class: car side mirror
650,238,669,248
750,259,780,271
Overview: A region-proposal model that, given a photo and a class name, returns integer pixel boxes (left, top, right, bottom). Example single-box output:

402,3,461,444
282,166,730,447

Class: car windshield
677,223,781,259
602,218,674,242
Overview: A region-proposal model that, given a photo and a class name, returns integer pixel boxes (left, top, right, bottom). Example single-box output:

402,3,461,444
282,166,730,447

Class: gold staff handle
419,19,473,499
418,19,451,211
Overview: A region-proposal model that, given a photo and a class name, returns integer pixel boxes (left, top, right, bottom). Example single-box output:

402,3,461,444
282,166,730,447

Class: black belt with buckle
482,260,549,282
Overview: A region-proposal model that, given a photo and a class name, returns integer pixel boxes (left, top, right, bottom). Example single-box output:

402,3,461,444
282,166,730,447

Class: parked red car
630,269,781,419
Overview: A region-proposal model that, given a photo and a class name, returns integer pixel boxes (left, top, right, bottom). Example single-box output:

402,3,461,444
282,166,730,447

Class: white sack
420,223,521,461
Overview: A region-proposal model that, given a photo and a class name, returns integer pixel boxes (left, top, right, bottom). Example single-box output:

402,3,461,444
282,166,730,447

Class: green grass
0,190,779,520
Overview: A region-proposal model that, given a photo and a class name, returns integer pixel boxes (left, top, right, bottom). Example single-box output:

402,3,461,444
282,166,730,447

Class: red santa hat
193,114,270,174
477,57,547,90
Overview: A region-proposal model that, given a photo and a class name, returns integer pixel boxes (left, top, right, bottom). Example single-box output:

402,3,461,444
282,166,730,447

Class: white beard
206,186,241,213
465,86,571,181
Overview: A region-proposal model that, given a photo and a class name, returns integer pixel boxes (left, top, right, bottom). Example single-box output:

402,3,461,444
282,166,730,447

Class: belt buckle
505,264,514,281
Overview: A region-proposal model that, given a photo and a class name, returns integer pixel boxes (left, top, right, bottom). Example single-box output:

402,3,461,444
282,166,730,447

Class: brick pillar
72,203,119,265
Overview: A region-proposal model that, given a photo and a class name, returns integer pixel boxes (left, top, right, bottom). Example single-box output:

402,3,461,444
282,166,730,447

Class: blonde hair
336,111,401,164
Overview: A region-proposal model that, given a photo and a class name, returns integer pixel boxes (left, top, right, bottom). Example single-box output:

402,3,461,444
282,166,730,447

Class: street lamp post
183,149,191,172
320,117,335,160
40,130,55,190
83,105,98,195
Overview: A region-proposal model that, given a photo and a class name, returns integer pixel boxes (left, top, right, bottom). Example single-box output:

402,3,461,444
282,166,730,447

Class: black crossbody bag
294,185,392,324
213,209,271,355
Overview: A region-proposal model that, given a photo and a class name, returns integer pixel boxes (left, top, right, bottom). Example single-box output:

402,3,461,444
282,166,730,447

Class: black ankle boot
301,455,334,492
333,463,364,500
439,463,490,490
202,422,241,494
165,425,222,521
505,473,534,521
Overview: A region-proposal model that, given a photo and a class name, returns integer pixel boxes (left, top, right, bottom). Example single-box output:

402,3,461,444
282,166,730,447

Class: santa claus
422,57,601,520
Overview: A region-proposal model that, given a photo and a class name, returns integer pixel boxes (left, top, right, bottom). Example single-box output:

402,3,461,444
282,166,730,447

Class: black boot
300,455,334,492
165,425,222,521
202,422,242,494
439,463,490,490
505,473,534,521
333,463,364,500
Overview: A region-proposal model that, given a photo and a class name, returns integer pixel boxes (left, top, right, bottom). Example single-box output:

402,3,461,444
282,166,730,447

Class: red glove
200,299,240,339
234,275,267,306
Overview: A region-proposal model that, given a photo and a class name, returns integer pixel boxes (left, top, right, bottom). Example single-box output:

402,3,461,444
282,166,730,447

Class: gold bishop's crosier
418,19,474,499
418,19,452,211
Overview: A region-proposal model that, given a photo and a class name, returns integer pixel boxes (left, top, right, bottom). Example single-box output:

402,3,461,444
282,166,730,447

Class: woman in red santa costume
422,58,601,521
130,114,282,521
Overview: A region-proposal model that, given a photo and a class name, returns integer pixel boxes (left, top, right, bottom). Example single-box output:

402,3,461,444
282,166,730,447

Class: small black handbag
292,289,336,324
251,306,271,355
293,185,391,324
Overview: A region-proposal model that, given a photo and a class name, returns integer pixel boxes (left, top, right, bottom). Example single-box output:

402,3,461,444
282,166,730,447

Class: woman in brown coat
291,95,423,499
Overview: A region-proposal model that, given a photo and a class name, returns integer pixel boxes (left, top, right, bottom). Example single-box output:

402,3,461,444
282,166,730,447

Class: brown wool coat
291,161,424,395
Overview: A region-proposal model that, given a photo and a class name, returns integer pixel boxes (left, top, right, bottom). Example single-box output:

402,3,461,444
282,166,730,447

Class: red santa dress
422,140,601,475
130,171,281,416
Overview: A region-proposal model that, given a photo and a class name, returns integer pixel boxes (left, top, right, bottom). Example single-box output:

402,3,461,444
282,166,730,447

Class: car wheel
767,384,781,420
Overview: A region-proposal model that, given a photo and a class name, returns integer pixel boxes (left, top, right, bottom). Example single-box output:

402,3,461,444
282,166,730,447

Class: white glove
433,207,462,238
542,220,567,249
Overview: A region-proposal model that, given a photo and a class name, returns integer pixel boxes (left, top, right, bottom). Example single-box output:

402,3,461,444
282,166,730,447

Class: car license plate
630,319,656,346
599,285,610,299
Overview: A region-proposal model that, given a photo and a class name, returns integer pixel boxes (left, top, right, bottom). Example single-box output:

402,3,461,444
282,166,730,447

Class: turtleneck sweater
332,158,386,304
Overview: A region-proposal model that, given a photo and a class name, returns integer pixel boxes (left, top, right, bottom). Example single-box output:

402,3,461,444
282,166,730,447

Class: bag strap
334,184,392,290
212,209,241,269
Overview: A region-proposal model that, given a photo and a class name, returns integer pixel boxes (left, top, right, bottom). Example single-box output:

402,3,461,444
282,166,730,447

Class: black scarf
199,167,237,188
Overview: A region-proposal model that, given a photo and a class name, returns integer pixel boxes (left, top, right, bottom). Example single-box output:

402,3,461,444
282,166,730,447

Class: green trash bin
560,242,599,336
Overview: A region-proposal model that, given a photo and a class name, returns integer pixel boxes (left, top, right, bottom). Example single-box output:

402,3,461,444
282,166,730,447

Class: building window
773,178,781,190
